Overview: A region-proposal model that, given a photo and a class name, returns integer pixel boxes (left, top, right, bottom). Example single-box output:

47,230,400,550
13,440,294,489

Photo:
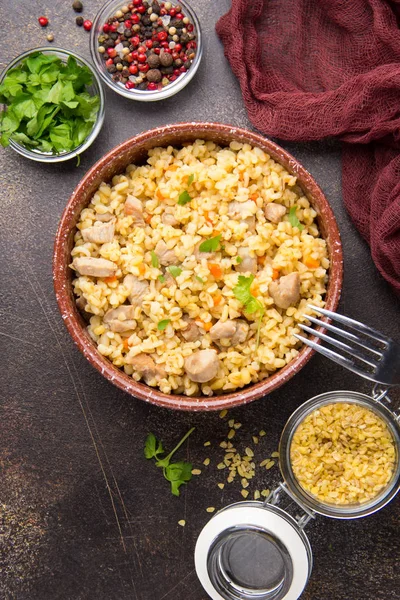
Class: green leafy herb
195,275,205,283
158,274,166,283
288,206,304,231
144,433,164,459
0,52,100,153
151,250,159,268
178,190,191,206
187,173,195,185
199,234,221,253
236,256,243,264
233,275,265,348
144,428,195,496
157,319,171,331
168,266,182,278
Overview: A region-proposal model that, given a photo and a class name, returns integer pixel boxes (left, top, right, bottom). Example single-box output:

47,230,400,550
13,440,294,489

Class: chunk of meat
104,305,137,332
154,240,178,266
124,195,145,226
95,212,114,222
155,271,175,291
123,274,149,306
236,247,257,274
161,211,179,227
181,316,202,342
184,349,220,383
72,257,117,278
81,220,115,244
75,295,91,322
125,352,166,383
228,200,255,220
269,272,300,309
210,319,249,347
264,203,286,224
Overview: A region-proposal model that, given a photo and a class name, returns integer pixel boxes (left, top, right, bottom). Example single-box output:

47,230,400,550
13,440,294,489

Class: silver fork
294,305,400,386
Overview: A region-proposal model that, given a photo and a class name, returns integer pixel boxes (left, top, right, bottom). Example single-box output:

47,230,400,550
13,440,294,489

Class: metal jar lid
195,389,400,600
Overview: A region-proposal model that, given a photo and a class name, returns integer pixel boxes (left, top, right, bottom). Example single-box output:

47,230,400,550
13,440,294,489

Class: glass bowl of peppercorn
90,0,202,100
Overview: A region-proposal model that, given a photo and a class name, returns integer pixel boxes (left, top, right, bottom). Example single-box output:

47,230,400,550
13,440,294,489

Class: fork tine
307,305,389,345
294,333,378,382
305,315,383,358
299,324,379,369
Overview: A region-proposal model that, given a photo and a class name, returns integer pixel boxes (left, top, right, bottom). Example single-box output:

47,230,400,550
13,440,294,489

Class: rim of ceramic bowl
53,122,343,411
89,0,202,101
0,47,105,163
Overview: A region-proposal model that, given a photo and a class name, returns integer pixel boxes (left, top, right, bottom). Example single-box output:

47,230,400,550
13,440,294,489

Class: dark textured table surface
1,1,399,599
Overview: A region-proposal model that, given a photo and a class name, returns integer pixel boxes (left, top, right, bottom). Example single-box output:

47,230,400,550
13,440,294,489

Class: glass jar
195,389,400,600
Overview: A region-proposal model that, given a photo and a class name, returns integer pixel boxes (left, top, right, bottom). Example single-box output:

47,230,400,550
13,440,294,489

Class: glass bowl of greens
0,47,105,162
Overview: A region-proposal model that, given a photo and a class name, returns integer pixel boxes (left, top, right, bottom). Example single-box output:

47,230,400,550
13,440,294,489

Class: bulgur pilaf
290,402,396,505
70,139,329,396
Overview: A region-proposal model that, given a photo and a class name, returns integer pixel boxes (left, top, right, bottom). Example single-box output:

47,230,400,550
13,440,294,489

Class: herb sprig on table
0,52,100,153
144,428,195,496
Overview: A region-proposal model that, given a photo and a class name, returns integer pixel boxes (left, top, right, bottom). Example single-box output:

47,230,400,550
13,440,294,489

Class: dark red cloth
216,0,400,295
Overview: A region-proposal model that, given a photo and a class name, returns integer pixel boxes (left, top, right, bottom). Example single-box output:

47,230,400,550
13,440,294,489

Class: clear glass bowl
279,391,400,519
90,0,202,101
0,47,105,163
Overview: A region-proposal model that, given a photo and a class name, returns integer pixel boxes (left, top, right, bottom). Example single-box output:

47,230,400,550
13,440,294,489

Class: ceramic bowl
53,123,343,411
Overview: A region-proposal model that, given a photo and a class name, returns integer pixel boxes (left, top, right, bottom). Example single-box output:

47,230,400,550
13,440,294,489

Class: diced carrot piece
123,339,130,350
213,293,223,306
104,275,117,283
156,189,165,201
250,282,260,297
257,255,266,265
272,268,280,280
198,320,212,332
304,256,320,269
167,164,178,171
250,193,258,202
138,263,146,275
144,214,152,224
208,263,223,279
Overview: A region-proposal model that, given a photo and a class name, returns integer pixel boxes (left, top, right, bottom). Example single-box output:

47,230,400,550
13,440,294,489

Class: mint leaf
199,234,221,253
288,206,304,231
157,319,170,331
151,250,159,268
168,266,182,278
178,190,191,206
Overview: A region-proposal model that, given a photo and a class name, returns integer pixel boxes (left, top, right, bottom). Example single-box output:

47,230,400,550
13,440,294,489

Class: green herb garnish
158,274,166,283
288,206,304,231
151,250,159,268
188,173,195,185
236,256,243,264
195,275,205,283
157,319,171,331
199,234,221,253
0,52,100,153
144,428,195,496
178,190,191,206
233,274,265,348
168,266,182,278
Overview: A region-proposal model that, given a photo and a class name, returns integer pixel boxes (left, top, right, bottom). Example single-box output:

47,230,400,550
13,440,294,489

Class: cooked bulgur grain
290,402,396,505
71,140,328,396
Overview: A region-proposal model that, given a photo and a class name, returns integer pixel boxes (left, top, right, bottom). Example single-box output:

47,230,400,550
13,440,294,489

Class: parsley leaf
236,256,243,264
157,319,170,331
144,433,164,459
288,206,304,231
195,275,205,283
151,250,159,268
0,51,100,153
145,428,195,496
188,173,195,185
199,234,221,253
178,190,191,206
158,274,166,283
233,275,265,348
168,266,182,278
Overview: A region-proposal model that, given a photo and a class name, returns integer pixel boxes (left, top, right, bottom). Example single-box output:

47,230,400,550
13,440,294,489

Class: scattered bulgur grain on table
191,468,201,475
203,458,210,466
219,409,228,419
206,507,216,513
178,519,186,526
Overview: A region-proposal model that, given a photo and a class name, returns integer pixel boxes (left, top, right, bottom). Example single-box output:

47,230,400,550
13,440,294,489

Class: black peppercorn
161,65,173,75
160,50,173,67
137,82,148,90
174,58,183,67
107,65,117,73
147,68,162,83
122,68,130,78
147,53,161,68
110,32,118,40
184,60,191,69
76,16,84,26
72,1,83,13
152,1,161,15
124,29,132,37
